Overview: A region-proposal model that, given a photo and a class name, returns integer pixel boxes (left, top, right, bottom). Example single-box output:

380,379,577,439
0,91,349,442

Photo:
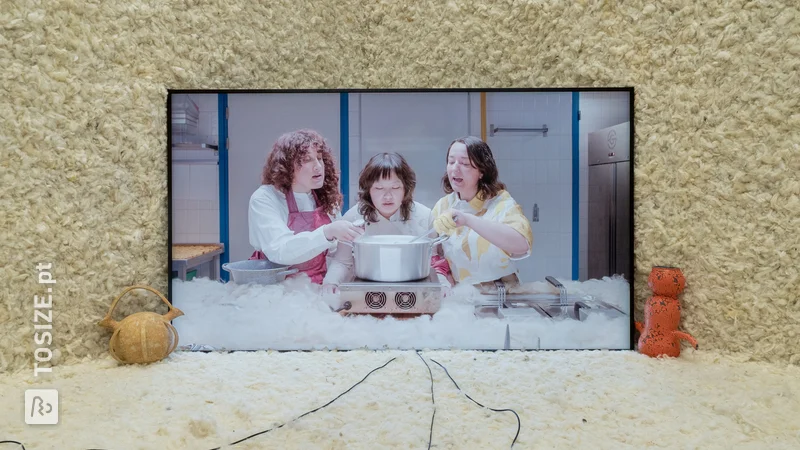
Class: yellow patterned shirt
430,190,533,285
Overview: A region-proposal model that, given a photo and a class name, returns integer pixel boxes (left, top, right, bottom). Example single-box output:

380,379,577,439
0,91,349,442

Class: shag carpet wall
1,0,798,372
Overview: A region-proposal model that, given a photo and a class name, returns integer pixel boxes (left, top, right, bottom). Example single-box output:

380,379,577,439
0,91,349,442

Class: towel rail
489,123,548,137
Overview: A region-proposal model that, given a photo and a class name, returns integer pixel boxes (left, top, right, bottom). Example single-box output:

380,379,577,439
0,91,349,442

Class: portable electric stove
474,276,627,321
336,269,443,316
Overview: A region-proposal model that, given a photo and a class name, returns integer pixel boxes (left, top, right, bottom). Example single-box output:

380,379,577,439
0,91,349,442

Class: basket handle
98,285,183,330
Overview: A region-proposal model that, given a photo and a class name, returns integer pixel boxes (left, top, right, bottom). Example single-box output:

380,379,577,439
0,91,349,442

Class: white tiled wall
347,93,361,210
226,93,341,262
483,92,573,282
354,92,471,212
578,91,631,280
171,93,220,244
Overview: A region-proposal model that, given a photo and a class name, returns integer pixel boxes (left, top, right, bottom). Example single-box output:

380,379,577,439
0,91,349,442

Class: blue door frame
572,92,580,281
218,94,230,282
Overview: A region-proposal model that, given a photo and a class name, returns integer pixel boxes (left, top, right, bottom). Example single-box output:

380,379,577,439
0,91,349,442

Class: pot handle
339,240,354,248
277,268,299,277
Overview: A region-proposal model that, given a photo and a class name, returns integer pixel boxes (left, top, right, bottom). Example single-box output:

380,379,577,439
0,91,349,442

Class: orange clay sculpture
635,266,698,358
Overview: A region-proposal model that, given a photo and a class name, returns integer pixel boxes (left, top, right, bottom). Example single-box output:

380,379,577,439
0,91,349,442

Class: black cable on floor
4,357,399,450
415,351,435,450
210,356,398,449
5,354,521,449
429,358,521,449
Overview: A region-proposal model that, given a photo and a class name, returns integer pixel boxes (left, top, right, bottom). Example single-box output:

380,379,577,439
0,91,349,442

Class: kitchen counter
172,243,225,281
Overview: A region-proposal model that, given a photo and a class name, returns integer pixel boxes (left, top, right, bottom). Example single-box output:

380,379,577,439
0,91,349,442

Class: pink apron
249,189,332,284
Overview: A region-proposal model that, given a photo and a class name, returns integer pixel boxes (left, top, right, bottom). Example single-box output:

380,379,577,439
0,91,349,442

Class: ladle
408,213,458,243
408,227,437,243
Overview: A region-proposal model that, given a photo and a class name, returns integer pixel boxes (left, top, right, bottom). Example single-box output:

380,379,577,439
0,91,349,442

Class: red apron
249,189,332,284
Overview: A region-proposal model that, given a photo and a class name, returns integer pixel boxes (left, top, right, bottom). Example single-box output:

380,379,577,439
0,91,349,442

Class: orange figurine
635,266,698,358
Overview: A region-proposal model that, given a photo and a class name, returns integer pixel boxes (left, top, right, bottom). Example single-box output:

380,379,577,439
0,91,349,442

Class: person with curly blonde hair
248,129,363,284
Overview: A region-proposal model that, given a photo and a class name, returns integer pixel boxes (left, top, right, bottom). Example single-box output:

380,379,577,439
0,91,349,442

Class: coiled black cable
429,357,521,448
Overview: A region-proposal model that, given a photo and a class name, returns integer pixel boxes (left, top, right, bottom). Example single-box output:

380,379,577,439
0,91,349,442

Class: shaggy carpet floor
1,350,798,449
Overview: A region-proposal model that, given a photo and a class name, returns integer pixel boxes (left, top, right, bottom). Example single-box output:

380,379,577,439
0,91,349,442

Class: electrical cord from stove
209,356,398,449
421,355,521,449
2,357,399,450
415,352,436,450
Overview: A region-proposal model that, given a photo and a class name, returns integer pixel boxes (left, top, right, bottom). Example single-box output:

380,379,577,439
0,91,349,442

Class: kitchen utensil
409,227,437,243
409,212,459,243
222,259,299,285
341,234,449,282
98,285,184,364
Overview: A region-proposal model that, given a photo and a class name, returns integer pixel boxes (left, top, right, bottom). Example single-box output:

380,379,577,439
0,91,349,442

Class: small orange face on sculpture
648,266,686,297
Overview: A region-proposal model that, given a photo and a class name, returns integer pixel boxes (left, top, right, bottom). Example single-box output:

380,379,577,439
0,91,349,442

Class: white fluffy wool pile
2,350,798,449
170,275,631,351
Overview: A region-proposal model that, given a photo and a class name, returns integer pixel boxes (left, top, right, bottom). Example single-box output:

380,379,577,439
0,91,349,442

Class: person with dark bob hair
321,152,434,293
430,136,533,289
248,129,363,284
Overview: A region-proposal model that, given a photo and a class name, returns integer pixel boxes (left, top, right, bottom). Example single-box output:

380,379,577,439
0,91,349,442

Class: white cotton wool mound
171,276,632,351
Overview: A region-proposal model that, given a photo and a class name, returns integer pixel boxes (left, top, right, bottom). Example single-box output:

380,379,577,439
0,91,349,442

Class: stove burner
473,276,628,321
337,269,442,315
395,292,416,309
365,292,387,309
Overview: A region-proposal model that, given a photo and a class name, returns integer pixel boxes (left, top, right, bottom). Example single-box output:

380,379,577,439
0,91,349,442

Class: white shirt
248,184,339,265
322,201,432,285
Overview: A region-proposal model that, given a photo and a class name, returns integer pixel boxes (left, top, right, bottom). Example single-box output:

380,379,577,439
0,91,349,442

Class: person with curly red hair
248,129,363,284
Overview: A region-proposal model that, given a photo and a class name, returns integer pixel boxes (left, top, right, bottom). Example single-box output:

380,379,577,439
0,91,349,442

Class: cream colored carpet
2,2,798,446
2,350,799,449
0,0,800,398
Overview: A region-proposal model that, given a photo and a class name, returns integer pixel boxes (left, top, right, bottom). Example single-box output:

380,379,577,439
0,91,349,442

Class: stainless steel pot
341,234,448,282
